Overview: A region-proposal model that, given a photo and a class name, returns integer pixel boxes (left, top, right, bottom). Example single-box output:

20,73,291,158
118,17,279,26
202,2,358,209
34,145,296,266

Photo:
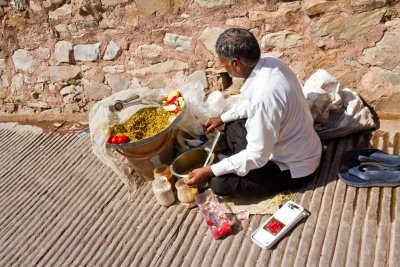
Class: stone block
303,0,338,16
195,0,236,8
101,0,128,7
5,103,16,113
60,85,82,96
198,27,225,56
369,66,400,87
225,17,253,29
29,0,43,12
311,9,386,41
103,41,121,61
74,43,101,62
102,65,125,73
18,106,35,114
49,65,81,82
351,0,387,9
34,83,44,91
23,74,35,84
12,49,37,73
129,60,188,76
10,74,24,96
136,0,172,16
55,41,73,63
55,24,68,32
82,79,112,100
38,47,51,60
84,68,104,83
28,101,49,109
0,75,9,87
359,29,400,70
122,5,139,26
261,30,303,50
145,76,166,89
41,107,61,114
76,20,99,30
48,4,72,20
105,73,130,91
64,103,80,113
164,33,192,52
134,44,163,58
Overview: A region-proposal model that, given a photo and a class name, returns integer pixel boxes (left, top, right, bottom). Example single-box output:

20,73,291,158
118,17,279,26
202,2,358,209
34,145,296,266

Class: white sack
303,69,376,139
89,88,169,193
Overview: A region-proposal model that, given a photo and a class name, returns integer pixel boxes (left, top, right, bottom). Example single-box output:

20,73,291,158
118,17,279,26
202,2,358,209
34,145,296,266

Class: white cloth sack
89,88,169,193
303,69,376,139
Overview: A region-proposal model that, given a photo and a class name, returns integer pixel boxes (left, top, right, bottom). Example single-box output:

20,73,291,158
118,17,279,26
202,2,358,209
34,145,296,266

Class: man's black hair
215,28,261,66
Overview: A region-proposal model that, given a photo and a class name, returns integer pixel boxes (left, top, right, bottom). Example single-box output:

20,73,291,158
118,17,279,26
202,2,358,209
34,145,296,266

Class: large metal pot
170,148,213,179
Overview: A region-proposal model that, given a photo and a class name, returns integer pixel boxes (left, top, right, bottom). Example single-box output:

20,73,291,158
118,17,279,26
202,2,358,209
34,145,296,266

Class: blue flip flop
341,149,400,170
359,152,400,169
338,165,400,187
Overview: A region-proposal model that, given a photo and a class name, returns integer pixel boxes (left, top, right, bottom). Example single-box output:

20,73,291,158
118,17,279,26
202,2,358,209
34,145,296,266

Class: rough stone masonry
0,0,399,116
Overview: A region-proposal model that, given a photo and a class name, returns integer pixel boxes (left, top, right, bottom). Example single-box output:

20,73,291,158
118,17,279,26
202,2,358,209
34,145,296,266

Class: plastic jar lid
152,176,170,191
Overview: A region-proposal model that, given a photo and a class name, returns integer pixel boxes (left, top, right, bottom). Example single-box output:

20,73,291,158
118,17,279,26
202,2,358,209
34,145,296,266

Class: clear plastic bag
174,83,233,152
195,189,231,239
177,83,228,138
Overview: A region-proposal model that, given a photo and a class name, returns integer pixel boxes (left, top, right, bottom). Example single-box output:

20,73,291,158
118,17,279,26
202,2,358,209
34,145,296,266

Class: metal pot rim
170,148,208,179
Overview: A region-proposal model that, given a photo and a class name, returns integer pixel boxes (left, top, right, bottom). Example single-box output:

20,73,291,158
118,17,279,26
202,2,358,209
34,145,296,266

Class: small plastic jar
175,179,198,208
152,176,175,207
153,164,175,190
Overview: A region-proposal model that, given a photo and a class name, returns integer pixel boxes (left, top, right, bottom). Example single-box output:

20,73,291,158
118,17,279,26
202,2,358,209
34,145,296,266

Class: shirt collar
240,58,264,98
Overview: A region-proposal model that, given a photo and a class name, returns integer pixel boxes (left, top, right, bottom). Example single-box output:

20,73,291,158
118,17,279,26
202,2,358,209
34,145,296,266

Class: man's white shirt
211,57,322,178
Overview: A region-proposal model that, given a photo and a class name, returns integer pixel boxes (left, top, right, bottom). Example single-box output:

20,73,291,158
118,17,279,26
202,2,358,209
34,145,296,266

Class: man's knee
209,176,239,196
225,119,247,154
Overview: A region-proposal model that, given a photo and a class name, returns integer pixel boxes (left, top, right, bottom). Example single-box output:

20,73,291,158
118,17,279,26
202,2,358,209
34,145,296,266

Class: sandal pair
339,149,400,187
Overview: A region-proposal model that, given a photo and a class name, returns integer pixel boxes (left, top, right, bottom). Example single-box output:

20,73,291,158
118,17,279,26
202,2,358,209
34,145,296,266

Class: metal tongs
109,94,160,112
203,131,221,167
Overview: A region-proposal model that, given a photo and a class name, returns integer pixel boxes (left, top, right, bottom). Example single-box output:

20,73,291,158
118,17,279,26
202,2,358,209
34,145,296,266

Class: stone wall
0,0,399,116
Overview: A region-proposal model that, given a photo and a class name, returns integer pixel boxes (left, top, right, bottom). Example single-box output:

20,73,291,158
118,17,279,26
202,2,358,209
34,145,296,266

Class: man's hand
184,166,213,187
204,117,223,134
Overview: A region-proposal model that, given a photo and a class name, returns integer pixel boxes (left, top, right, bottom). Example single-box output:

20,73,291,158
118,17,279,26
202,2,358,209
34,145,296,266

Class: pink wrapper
237,209,249,220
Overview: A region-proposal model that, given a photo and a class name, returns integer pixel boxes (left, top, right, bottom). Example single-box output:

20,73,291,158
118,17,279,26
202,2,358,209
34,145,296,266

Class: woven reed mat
219,191,292,215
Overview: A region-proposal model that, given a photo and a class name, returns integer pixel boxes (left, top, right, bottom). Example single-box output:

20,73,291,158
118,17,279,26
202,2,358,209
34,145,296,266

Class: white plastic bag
177,83,230,138
174,83,234,152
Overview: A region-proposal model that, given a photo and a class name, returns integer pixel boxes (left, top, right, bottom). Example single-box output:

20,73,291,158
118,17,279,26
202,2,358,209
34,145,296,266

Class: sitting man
185,28,322,196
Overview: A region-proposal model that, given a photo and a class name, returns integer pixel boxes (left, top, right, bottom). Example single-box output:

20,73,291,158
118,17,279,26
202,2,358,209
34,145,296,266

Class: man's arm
220,98,249,123
211,101,281,177
204,117,223,134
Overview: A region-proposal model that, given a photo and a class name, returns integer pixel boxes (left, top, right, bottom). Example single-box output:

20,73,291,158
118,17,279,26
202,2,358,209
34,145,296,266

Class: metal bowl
107,105,186,149
170,148,211,179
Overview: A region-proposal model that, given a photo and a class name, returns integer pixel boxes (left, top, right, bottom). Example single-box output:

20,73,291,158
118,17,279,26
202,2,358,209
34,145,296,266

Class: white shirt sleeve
220,99,250,123
211,101,282,176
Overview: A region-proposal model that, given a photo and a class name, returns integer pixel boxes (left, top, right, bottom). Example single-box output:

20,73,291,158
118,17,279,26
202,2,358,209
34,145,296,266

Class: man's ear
231,58,240,70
